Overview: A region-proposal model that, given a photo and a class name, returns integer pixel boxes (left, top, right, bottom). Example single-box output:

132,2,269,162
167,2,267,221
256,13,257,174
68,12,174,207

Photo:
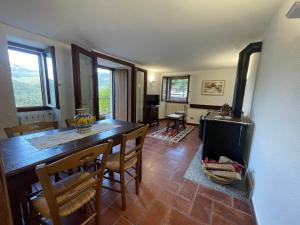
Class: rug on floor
184,145,249,201
147,126,194,143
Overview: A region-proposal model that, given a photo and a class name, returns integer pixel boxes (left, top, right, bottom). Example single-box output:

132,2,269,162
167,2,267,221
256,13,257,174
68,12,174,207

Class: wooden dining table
0,119,144,225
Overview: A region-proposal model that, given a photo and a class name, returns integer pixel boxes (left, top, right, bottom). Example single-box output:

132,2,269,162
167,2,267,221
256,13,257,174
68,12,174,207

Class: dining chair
65,118,75,128
4,121,58,138
101,125,149,210
31,140,113,225
4,121,60,219
64,118,96,180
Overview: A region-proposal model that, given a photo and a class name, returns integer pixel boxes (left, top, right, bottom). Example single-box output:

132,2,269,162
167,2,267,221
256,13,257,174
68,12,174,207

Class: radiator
165,103,188,115
18,110,56,124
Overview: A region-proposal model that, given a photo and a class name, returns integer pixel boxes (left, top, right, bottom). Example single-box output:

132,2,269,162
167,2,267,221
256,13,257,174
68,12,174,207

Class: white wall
0,23,75,138
248,1,300,225
161,68,237,123
0,28,18,138
146,71,166,118
147,71,161,94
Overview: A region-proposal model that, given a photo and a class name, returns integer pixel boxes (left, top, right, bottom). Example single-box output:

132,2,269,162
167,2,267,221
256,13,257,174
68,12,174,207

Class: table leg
136,138,142,182
166,119,170,132
7,171,38,225
21,189,31,225
54,173,60,182
175,119,179,133
8,181,26,225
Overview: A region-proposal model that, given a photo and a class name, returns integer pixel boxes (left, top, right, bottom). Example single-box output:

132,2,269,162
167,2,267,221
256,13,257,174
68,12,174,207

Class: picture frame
202,80,225,96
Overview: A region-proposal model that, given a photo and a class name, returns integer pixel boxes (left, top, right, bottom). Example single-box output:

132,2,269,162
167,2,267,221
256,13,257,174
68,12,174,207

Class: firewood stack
202,156,244,185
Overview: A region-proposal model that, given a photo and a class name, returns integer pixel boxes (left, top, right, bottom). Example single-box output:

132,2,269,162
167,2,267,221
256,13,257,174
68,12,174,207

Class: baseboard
186,122,199,126
159,118,167,121
245,170,254,200
250,198,259,225
246,171,258,225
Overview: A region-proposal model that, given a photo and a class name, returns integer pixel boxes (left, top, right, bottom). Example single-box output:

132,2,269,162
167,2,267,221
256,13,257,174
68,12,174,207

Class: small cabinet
144,106,159,126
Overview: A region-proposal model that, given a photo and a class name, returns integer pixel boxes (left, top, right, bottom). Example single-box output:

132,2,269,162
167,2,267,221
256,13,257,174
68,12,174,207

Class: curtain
114,69,128,121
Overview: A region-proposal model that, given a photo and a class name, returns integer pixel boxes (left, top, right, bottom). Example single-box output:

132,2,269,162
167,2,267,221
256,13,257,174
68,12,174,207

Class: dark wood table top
204,111,252,124
0,119,143,178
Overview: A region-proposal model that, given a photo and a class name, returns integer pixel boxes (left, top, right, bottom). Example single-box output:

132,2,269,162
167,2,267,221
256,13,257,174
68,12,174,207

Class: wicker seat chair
31,141,113,225
101,125,149,210
4,121,58,138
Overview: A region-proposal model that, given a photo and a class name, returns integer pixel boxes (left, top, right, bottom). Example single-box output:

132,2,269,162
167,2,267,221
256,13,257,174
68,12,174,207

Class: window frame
43,46,60,109
161,75,190,103
7,41,59,112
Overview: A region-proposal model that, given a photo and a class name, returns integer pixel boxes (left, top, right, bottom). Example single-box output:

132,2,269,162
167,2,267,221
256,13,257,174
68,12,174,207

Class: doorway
71,44,147,122
94,54,133,121
96,59,130,121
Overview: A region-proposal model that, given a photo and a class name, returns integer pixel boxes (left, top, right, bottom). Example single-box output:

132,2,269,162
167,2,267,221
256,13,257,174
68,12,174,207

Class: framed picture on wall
202,80,225,96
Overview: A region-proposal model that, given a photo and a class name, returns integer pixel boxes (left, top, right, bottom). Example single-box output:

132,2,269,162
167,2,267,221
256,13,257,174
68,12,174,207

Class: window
7,42,59,111
8,47,43,107
97,68,113,118
161,75,190,103
161,77,168,101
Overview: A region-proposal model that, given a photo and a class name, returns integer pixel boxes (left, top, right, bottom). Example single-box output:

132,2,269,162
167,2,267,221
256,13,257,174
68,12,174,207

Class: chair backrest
65,119,75,128
4,121,58,138
35,140,113,225
119,125,149,170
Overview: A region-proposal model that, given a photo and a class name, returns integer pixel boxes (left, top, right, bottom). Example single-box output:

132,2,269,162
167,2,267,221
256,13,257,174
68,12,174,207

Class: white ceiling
0,0,283,72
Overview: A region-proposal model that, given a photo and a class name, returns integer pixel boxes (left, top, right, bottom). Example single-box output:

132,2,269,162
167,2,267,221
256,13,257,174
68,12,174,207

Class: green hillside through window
9,63,43,107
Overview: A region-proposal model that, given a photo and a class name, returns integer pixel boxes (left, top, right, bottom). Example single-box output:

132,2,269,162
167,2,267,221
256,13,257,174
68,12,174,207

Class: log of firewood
219,156,234,163
209,170,242,180
202,162,235,171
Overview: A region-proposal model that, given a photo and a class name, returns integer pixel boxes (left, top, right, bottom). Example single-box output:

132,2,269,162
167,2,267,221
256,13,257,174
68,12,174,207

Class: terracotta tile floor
98,124,255,225
36,123,255,225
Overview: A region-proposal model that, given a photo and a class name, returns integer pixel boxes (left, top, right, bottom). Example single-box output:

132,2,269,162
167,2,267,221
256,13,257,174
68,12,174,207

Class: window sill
17,106,53,112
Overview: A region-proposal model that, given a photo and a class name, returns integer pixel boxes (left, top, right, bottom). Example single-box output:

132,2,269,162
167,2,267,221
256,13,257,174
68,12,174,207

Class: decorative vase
74,108,95,134
220,103,231,116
